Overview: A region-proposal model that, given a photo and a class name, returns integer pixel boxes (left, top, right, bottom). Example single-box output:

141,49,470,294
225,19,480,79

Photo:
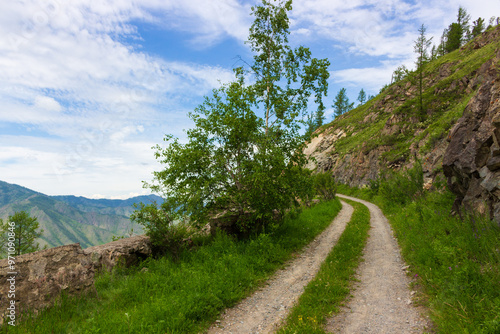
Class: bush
131,201,192,259
379,161,424,206
313,172,337,201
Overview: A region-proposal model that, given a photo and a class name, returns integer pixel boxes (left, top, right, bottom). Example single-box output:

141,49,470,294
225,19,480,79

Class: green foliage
391,65,409,83
414,24,433,119
388,193,500,333
320,22,500,167
139,0,329,236
444,7,471,53
278,200,370,333
5,199,342,334
130,201,191,259
357,88,367,105
0,211,44,256
304,108,325,139
332,87,354,117
313,172,336,201
472,17,486,38
248,0,330,132
378,162,424,206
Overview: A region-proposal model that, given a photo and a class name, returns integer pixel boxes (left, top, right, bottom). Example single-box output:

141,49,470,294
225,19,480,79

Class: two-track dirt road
205,195,431,333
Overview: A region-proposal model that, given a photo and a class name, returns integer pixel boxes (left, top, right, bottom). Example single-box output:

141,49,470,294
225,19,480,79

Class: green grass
2,199,342,334
337,183,500,333
277,199,371,334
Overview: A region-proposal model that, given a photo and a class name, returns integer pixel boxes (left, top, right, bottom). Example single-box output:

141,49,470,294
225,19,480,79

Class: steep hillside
0,181,152,249
305,25,500,220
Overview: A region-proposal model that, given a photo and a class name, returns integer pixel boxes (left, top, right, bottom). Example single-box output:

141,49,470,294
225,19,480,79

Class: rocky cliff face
443,47,500,222
305,25,500,221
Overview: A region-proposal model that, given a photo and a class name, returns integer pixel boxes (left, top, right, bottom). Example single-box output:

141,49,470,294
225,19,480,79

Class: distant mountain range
0,180,162,249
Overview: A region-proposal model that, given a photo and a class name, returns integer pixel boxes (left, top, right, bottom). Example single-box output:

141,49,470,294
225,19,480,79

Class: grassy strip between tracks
277,199,370,334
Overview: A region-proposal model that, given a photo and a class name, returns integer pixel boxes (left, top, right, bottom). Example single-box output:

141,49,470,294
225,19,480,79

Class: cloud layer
1,0,499,197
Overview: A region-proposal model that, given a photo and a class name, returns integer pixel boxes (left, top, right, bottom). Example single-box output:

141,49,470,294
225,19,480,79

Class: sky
1,0,499,199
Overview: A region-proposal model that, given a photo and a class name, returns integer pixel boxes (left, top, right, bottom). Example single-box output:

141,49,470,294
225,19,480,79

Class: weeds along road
326,194,430,334
206,201,354,334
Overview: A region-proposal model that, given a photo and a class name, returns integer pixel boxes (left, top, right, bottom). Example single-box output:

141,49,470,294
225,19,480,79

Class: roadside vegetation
337,165,500,333
277,199,370,334
2,199,342,334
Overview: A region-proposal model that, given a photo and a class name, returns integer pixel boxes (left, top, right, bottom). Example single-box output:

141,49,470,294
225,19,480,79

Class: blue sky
1,0,499,199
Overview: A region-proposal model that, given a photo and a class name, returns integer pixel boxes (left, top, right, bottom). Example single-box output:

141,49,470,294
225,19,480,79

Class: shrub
130,201,192,259
379,161,424,206
313,172,337,201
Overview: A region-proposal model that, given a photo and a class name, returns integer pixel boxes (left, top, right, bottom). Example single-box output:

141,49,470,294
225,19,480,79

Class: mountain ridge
0,180,160,249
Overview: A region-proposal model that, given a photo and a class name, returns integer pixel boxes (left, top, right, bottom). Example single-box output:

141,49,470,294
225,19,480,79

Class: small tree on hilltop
0,211,44,256
444,7,471,53
414,24,432,120
357,88,367,106
471,17,485,38
333,88,354,118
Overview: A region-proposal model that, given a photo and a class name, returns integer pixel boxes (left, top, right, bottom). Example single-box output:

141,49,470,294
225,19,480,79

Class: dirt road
206,201,354,334
205,195,430,333
326,194,429,333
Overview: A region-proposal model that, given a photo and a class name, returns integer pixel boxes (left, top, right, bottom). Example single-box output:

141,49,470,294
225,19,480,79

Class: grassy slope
306,30,500,332
317,25,500,166
4,199,342,334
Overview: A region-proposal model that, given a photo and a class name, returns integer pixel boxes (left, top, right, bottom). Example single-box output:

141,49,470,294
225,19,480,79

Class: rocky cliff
305,25,500,222
443,46,500,221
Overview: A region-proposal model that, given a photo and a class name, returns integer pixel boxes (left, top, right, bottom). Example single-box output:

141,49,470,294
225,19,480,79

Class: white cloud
34,96,62,112
291,0,417,58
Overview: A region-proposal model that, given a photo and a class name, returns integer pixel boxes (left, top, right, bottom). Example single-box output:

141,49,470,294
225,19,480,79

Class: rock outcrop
443,48,500,223
0,235,151,324
85,234,151,271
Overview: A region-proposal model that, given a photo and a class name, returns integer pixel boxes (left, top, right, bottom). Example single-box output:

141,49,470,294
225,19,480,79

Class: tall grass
389,192,500,333
2,199,342,334
338,167,500,333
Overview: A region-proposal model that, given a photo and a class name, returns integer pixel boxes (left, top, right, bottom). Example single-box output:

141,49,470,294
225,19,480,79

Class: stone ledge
0,235,151,324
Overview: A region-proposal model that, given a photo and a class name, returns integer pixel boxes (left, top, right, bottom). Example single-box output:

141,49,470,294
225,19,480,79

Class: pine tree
444,7,471,53
437,30,447,56
357,89,367,106
304,108,325,138
333,88,354,117
0,211,44,256
414,24,432,120
472,17,485,38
